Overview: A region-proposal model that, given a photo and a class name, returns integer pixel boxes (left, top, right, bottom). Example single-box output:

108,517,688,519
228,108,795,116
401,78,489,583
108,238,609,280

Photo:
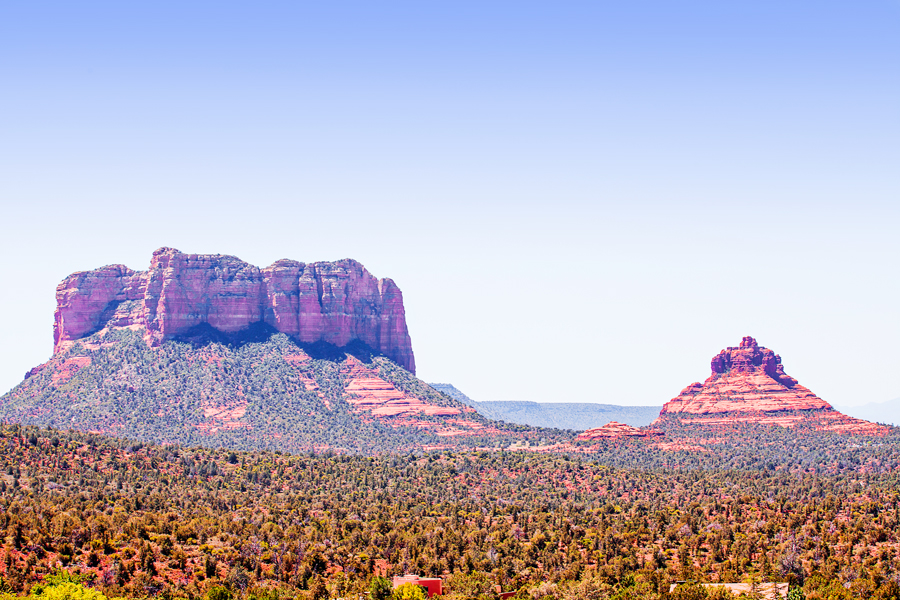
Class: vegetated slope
0,326,564,453
2,424,900,600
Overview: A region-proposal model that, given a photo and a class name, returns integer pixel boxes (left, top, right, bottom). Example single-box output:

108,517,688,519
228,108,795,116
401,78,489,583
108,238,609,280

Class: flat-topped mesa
660,336,828,416
53,247,416,373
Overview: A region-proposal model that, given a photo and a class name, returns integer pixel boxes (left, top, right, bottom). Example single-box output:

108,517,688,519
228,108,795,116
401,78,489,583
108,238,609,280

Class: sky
1,1,898,407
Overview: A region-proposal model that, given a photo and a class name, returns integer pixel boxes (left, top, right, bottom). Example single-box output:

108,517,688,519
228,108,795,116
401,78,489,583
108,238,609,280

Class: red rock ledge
577,421,664,441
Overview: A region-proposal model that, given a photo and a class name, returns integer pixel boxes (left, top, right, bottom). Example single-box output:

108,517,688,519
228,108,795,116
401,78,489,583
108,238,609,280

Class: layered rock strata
658,336,888,435
661,336,829,415
343,357,463,418
52,248,416,372
576,421,664,440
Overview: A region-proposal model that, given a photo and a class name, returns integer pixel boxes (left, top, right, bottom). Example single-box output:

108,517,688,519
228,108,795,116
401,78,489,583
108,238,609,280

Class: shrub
669,583,709,600
392,582,428,600
31,583,106,600
206,586,232,600
369,577,393,600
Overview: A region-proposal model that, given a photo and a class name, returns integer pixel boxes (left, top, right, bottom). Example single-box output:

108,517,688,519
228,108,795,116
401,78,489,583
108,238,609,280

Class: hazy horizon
2,2,898,407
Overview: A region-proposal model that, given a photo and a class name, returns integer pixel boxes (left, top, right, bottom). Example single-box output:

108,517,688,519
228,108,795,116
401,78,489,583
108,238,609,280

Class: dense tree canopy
0,424,899,599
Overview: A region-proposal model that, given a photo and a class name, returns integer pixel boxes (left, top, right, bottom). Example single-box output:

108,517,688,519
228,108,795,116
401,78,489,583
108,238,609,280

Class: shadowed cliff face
52,247,416,373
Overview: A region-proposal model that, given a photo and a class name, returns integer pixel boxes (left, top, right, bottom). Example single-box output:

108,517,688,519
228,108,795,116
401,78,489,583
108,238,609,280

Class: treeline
579,418,900,474
1,425,900,599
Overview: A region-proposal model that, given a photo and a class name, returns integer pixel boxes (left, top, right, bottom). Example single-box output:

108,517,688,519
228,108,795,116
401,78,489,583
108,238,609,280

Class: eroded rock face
661,336,830,415
658,336,888,435
576,421,663,440
53,248,416,373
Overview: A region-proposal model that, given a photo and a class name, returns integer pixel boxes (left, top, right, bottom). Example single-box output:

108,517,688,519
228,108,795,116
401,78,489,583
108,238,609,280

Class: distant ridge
473,401,662,430
428,383,661,429
428,383,476,406
835,398,900,426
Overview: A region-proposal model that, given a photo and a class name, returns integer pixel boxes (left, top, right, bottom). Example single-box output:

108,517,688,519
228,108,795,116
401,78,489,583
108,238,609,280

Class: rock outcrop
576,421,663,440
658,336,889,435
343,357,463,418
661,336,830,415
53,248,416,373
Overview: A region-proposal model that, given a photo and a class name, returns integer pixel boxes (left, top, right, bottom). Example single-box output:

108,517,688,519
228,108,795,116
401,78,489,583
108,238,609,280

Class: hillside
1,248,571,453
1,326,564,453
5,329,892,455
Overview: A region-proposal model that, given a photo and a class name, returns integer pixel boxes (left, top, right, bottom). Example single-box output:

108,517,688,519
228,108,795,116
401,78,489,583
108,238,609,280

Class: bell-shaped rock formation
53,247,416,373
658,336,888,435
661,336,829,415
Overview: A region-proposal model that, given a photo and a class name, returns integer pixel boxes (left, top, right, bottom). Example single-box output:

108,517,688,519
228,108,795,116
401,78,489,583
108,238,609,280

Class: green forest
1,424,899,600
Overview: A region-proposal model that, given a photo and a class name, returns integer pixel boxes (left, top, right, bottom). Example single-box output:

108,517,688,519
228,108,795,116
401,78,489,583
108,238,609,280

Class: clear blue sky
1,1,898,406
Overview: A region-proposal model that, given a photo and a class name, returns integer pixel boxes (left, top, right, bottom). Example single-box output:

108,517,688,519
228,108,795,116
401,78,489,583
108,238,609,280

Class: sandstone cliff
52,248,416,373
658,336,888,435
661,336,830,415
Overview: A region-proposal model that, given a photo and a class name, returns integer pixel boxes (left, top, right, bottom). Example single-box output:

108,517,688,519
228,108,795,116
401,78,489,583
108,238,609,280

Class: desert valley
5,2,898,598
0,250,898,600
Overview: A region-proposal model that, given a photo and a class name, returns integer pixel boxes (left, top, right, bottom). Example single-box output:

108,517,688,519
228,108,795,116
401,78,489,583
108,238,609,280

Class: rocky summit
656,336,888,435
53,247,415,373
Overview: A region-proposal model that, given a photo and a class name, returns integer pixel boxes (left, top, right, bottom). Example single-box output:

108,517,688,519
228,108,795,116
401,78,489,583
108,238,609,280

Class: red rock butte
658,336,888,434
661,336,829,415
53,247,416,373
